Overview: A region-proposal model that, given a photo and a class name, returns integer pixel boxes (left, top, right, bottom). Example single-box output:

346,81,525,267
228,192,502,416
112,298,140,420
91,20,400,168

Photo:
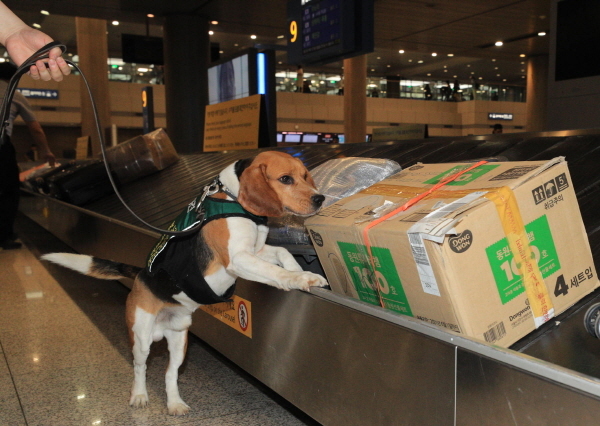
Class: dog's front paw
130,393,149,408
167,400,190,416
287,271,328,291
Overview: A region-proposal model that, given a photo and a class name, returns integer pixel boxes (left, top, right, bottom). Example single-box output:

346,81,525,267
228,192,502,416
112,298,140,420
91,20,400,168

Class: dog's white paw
167,400,190,416
287,271,328,291
130,393,149,408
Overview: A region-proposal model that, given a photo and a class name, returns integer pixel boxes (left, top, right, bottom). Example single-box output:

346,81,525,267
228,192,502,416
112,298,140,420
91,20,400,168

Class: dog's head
236,151,324,217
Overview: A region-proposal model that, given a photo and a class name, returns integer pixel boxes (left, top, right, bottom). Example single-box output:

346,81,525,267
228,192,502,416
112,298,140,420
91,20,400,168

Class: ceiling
3,0,552,86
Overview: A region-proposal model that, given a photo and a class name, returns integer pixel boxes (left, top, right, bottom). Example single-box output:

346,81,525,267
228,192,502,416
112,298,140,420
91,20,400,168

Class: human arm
0,1,71,81
24,119,55,166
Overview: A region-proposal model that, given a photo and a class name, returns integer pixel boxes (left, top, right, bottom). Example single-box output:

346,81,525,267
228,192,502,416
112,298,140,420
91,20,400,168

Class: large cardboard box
305,158,599,347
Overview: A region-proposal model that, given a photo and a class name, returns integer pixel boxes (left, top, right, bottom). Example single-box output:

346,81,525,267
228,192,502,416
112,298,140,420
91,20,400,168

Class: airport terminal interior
5,0,600,425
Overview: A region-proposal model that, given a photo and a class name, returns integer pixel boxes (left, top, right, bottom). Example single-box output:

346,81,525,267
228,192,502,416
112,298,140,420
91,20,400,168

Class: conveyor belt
21,128,600,425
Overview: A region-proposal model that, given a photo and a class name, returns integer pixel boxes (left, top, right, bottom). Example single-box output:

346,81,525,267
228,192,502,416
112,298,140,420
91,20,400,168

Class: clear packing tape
267,157,402,246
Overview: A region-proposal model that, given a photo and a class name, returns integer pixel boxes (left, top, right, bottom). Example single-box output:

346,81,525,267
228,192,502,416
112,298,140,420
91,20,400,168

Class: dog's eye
279,175,294,185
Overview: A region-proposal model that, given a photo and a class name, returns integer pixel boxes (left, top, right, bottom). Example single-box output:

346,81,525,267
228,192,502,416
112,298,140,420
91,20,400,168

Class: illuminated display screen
302,0,341,54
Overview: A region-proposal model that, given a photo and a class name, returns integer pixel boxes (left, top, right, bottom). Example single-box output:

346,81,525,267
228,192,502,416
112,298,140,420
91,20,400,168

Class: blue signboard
17,88,59,99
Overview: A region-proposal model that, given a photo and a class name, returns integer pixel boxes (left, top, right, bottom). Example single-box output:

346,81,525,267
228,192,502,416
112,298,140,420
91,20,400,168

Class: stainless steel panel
191,280,456,426
457,349,600,426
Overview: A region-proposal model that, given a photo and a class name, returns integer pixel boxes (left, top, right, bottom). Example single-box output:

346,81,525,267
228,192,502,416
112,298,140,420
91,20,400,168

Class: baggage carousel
19,128,600,425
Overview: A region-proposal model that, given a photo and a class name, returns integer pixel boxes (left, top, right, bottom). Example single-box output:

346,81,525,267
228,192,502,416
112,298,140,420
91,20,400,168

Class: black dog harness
145,181,267,305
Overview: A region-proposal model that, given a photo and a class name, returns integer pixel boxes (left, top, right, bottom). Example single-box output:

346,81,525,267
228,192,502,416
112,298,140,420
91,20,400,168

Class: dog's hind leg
164,328,190,416
129,307,156,408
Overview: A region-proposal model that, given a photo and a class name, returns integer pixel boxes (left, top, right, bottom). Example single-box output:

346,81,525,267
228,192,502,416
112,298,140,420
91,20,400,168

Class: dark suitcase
28,160,86,195
47,159,120,206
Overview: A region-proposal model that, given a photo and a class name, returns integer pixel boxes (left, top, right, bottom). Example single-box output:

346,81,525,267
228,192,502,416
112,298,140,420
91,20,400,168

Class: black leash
0,41,206,237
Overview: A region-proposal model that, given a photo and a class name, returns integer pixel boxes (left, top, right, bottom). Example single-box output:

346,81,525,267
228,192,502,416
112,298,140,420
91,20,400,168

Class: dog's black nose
312,194,325,207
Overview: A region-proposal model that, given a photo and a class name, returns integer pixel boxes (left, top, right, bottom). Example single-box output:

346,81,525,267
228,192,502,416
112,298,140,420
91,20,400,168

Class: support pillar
343,55,367,143
75,17,111,156
163,15,210,153
526,54,549,132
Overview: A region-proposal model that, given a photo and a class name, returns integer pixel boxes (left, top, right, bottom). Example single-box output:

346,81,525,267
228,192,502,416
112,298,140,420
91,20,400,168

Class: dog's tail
41,253,142,280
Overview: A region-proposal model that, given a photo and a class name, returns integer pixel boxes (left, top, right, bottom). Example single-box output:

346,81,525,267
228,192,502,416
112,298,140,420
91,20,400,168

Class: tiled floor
0,214,318,426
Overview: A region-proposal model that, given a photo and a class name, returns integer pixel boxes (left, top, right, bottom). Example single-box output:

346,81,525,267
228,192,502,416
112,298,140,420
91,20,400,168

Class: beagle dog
42,151,328,416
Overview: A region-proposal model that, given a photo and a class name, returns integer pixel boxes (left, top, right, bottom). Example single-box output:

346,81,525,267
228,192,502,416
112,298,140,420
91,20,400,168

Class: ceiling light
208,30,214,35
137,68,149,73
520,54,526,58
432,52,437,57
147,14,154,18
418,60,423,63
408,59,412,62
427,73,431,76
496,74,501,77
503,79,507,82
32,23,41,29
211,21,219,25
40,10,50,15
250,35,257,39
538,31,547,36
495,41,503,46
399,50,405,54
492,59,496,62
479,77,483,80
377,57,381,59
387,64,391,67
112,21,119,26
447,53,454,57
277,35,285,39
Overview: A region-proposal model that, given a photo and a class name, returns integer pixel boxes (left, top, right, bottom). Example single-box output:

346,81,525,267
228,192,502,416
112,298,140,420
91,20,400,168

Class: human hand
4,26,71,82
43,151,56,167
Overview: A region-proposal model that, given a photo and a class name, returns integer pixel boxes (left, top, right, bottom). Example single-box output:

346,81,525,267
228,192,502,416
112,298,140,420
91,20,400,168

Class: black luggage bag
47,159,120,206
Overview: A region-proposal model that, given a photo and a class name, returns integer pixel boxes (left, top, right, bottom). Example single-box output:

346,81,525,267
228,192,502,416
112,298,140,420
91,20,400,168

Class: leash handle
1,42,67,141
1,42,204,237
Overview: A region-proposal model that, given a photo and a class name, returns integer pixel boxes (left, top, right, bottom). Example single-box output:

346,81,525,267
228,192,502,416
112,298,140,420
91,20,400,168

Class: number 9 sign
289,20,298,43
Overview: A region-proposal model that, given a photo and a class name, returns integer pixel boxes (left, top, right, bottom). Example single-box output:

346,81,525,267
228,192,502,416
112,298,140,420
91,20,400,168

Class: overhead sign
287,0,374,65
17,88,59,99
372,124,428,143
203,94,262,152
488,113,514,121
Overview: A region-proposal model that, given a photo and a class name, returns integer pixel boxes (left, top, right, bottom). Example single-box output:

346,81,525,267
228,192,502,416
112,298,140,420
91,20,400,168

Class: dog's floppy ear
238,163,284,217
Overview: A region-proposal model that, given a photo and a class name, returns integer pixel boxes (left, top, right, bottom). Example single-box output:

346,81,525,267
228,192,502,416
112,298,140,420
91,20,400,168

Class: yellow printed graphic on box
199,295,252,338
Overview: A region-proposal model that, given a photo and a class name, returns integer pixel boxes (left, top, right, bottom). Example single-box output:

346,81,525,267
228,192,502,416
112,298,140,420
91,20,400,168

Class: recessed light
250,35,257,39
32,23,41,29
387,64,391,67
427,73,431,76
399,50,405,54
447,53,454,57
408,59,413,62
371,68,375,71
418,60,423,63
538,31,546,36
503,79,507,81
112,21,119,26
211,21,219,25
277,35,285,39
479,77,483,80
496,74,501,77
432,52,437,57
520,54,526,58
40,10,50,15
147,14,154,18
495,41,503,46
208,31,214,35
492,59,496,62
377,57,381,60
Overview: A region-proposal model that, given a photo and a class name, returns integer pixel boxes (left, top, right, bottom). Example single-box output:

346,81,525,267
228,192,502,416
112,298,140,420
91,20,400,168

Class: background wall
12,75,525,160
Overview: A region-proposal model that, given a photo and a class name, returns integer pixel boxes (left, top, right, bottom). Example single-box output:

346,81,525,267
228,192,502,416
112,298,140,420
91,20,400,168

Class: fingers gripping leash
0,42,203,237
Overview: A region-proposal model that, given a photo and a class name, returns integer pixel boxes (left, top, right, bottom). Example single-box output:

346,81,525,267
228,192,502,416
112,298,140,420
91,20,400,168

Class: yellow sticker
485,187,554,327
199,295,252,338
